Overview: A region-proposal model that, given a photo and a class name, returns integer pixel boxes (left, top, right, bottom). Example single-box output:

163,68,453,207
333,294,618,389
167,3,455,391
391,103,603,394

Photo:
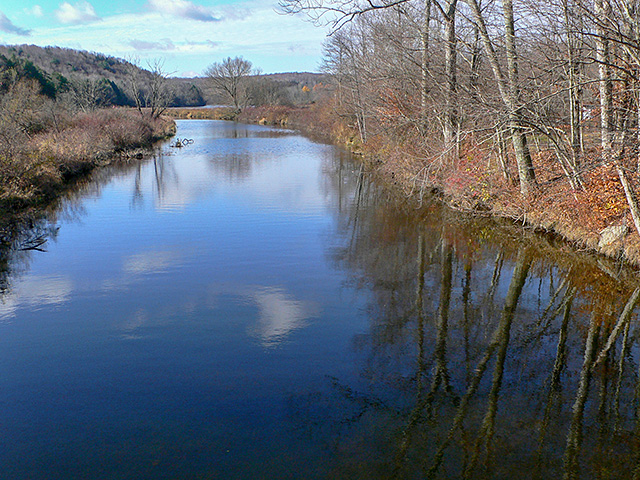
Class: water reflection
249,287,316,348
0,274,73,322
295,162,640,478
123,249,184,275
1,120,640,478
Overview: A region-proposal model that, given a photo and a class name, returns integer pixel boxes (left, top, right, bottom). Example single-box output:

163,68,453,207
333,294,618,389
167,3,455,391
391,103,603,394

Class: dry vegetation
270,0,640,266
0,82,174,212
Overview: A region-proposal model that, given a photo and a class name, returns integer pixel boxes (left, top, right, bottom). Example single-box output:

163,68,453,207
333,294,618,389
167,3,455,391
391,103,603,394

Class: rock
598,225,628,248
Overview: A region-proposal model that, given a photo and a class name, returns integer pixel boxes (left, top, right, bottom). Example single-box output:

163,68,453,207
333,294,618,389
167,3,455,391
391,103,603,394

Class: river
0,119,639,479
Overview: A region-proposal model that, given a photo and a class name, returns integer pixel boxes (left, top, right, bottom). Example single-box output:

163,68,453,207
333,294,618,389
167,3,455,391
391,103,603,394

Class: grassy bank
0,108,175,213
165,107,236,121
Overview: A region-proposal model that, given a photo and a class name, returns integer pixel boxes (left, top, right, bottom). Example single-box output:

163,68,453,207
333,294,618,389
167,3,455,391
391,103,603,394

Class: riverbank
0,108,175,215
170,104,640,268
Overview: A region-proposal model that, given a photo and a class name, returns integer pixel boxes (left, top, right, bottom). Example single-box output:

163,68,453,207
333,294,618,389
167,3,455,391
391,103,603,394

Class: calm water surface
1,120,640,479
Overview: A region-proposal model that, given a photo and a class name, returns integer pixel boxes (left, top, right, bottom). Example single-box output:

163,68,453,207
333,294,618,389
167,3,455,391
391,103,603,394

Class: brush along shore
169,104,640,268
0,108,175,214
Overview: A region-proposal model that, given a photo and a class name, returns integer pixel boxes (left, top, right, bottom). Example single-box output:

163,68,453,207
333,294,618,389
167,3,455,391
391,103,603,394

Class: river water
1,120,640,479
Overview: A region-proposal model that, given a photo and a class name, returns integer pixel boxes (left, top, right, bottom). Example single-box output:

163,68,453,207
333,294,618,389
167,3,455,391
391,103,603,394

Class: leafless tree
203,57,255,112
71,77,112,112
125,57,173,119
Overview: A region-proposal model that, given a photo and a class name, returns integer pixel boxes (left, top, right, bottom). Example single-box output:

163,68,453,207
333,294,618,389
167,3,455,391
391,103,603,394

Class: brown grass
0,108,175,210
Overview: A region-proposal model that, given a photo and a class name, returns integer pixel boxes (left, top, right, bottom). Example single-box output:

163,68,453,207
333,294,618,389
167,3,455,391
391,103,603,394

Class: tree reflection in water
291,152,640,479
4,127,640,477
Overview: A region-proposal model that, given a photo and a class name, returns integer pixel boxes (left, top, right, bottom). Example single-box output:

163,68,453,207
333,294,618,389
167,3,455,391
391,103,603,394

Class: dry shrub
72,109,154,151
581,164,629,229
31,127,110,174
237,105,292,126
0,106,175,208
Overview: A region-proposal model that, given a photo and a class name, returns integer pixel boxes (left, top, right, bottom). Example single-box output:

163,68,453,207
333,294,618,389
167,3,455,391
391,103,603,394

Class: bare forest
275,0,640,263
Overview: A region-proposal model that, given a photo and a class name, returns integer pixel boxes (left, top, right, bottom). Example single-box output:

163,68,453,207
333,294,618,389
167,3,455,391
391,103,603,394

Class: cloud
55,1,100,25
0,13,31,35
147,0,220,22
185,39,218,47
24,6,44,17
0,275,74,321
129,38,175,51
247,287,319,348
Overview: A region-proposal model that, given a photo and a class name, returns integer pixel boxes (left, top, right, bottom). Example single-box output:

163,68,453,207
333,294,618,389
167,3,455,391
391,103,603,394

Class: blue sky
0,0,329,76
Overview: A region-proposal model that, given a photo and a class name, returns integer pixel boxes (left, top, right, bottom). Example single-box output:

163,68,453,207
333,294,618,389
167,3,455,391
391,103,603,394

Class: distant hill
261,72,325,84
0,44,329,108
0,44,205,107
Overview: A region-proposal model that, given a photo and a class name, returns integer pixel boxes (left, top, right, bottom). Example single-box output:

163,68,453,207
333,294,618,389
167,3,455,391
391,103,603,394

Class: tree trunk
596,0,614,156
464,0,537,196
563,0,583,163
503,0,536,196
443,0,459,152
616,164,640,236
421,0,432,133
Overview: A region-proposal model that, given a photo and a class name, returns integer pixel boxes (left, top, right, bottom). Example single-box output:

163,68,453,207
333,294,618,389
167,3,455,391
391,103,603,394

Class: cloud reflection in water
0,275,74,321
249,287,316,348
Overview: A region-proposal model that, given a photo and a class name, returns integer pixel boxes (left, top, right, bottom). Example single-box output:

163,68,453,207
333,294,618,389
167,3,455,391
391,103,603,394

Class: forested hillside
0,45,204,108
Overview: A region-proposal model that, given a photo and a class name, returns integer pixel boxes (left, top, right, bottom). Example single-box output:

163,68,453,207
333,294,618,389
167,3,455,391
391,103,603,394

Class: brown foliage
0,102,174,209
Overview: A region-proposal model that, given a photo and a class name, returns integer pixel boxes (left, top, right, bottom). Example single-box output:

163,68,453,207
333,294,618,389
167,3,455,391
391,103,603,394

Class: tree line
0,45,205,110
278,0,640,236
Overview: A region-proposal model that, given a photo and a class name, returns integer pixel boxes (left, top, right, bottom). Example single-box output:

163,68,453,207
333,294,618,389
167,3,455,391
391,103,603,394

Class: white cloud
19,1,329,73
55,1,100,25
24,6,44,18
147,0,220,22
0,12,30,35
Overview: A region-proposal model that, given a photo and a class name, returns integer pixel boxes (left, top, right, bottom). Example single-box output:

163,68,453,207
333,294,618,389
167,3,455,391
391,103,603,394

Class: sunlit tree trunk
464,0,536,196
563,0,583,162
596,0,614,156
503,0,536,195
443,0,459,154
421,0,432,133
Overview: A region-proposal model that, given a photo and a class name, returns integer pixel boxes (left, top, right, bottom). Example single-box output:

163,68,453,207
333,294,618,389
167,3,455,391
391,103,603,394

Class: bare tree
203,57,255,112
145,59,173,119
71,77,112,112
125,57,173,119
279,0,414,30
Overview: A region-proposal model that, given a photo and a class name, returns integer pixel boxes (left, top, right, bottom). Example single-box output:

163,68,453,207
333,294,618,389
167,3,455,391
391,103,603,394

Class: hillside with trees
0,45,205,108
0,45,176,212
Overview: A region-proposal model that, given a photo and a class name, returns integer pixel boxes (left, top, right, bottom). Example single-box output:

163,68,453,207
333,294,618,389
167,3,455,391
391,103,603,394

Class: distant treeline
0,45,328,110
